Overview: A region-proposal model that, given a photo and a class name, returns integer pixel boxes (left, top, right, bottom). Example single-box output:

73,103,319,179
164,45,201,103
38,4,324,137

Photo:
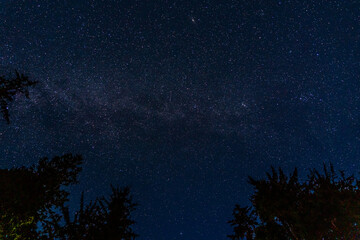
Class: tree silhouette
0,70,137,238
0,154,137,239
0,154,82,239
228,165,360,240
59,186,137,240
0,70,37,123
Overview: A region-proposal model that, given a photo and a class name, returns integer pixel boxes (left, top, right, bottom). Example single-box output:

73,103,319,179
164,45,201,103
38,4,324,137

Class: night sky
1,0,360,239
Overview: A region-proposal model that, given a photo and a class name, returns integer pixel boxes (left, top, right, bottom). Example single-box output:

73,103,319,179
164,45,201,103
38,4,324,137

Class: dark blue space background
1,0,360,239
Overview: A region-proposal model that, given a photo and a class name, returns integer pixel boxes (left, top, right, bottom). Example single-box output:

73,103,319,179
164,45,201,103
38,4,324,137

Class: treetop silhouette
229,164,360,240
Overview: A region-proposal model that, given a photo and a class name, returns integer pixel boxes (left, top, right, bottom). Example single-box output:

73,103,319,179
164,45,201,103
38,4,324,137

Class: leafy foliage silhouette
229,164,360,240
0,154,82,239
0,70,37,123
0,154,137,240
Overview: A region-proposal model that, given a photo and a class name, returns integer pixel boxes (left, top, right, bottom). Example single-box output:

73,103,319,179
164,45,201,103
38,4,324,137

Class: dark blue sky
1,0,360,239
